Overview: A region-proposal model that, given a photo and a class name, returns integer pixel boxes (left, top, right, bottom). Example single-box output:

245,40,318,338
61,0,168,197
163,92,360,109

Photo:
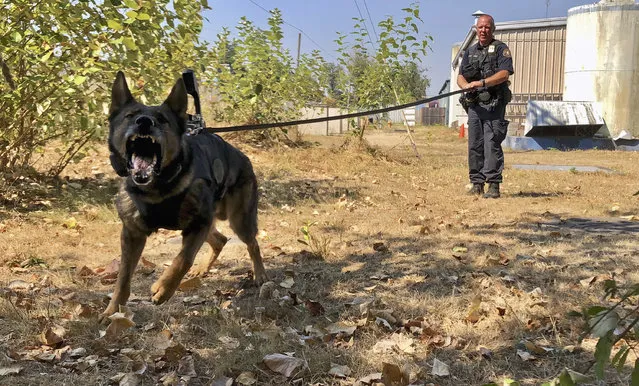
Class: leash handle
182,69,201,116
182,69,205,135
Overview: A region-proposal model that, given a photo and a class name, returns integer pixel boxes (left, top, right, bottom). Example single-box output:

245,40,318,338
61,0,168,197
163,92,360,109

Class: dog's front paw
98,305,119,324
190,265,210,278
253,270,269,287
150,279,178,304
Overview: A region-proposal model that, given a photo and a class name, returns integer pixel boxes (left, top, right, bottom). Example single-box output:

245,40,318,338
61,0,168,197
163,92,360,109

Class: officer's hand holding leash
463,80,485,90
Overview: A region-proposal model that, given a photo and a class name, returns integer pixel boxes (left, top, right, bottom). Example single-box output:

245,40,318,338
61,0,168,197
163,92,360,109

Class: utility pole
545,0,550,18
296,32,301,68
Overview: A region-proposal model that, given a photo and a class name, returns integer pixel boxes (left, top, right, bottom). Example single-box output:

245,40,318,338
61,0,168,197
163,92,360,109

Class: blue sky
202,0,592,95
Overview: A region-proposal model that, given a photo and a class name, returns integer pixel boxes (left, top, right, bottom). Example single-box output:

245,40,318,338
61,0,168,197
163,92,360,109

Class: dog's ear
110,71,135,114
163,78,188,118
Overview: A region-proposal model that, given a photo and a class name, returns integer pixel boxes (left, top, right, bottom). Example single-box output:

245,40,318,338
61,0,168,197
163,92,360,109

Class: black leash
181,69,467,135
207,88,467,133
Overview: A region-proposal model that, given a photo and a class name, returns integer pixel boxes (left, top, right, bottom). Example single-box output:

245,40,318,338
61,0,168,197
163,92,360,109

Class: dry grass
1,126,639,385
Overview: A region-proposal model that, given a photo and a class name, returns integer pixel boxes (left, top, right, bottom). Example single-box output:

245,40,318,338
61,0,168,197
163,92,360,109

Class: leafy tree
323,62,345,102
334,2,431,139
539,280,639,385
0,0,209,175
204,9,327,143
397,61,430,101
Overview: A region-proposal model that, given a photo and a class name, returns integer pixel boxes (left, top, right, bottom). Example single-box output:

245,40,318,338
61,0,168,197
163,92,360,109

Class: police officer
457,14,514,198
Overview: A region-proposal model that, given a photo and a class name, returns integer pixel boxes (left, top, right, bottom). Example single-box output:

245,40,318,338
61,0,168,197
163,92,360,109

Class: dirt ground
1,126,639,385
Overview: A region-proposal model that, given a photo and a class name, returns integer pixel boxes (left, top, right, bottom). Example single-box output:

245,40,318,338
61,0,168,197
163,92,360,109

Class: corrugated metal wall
495,25,566,131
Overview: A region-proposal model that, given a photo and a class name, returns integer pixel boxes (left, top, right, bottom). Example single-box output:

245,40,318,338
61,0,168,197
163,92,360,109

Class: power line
246,0,336,60
362,0,379,43
353,0,376,50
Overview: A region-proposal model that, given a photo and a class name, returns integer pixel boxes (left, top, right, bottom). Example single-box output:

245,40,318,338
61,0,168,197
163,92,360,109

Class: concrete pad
511,164,618,174
504,136,616,151
539,217,639,235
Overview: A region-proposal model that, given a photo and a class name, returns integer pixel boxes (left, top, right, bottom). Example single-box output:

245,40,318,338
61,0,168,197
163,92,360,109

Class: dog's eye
125,112,135,119
156,114,168,124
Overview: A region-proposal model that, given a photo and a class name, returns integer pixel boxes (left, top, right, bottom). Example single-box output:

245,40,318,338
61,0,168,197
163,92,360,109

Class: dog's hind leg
245,236,267,285
192,226,228,277
100,226,147,322
151,224,210,304
227,182,268,285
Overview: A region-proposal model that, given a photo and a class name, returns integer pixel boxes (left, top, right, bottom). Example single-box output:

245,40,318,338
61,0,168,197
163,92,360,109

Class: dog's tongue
132,155,154,171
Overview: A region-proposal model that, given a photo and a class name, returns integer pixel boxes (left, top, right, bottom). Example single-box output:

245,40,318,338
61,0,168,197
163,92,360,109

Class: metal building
448,17,568,134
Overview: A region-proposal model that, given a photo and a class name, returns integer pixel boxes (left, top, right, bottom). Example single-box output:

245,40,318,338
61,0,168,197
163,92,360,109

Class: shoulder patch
502,48,511,58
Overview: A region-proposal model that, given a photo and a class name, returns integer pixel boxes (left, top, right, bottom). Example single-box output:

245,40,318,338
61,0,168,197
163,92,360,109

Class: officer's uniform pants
467,103,509,184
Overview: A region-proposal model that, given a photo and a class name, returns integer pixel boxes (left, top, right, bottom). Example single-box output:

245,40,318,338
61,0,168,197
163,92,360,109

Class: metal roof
451,17,568,69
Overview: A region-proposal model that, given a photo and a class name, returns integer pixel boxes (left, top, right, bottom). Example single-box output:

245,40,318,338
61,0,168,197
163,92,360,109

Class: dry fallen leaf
373,242,388,252
324,323,357,337
7,280,31,290
466,295,482,324
118,373,140,386
76,266,96,278
164,342,188,364
279,277,295,289
159,371,179,386
101,259,120,275
356,372,383,384
523,340,548,355
0,366,23,376
375,317,393,331
75,304,95,318
381,362,408,385
235,371,258,385
210,376,234,386
263,353,306,378
517,349,536,361
104,307,135,339
304,299,325,316
40,325,66,346
431,358,450,377
218,336,241,350
391,333,415,354
177,355,196,377
137,257,156,275
328,363,351,378
178,277,202,292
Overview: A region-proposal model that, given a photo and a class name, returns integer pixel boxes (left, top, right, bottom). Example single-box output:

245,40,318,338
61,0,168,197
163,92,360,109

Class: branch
0,54,15,90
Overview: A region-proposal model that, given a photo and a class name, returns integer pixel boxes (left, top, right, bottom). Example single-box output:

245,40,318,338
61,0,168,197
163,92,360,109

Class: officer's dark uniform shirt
460,39,514,95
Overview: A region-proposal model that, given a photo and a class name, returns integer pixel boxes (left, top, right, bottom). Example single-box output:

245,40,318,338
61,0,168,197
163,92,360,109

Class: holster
459,91,478,113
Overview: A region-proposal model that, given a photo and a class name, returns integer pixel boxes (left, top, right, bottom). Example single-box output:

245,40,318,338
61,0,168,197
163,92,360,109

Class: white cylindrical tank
563,0,639,137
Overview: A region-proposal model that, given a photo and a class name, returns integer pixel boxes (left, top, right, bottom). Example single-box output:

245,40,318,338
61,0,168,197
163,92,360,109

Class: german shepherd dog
100,72,268,319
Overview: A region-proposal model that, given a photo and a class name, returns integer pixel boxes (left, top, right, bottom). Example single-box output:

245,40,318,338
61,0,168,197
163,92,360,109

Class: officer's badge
488,45,495,53
503,48,512,58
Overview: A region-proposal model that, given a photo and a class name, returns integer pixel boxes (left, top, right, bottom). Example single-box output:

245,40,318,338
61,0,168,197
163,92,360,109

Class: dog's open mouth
126,134,162,185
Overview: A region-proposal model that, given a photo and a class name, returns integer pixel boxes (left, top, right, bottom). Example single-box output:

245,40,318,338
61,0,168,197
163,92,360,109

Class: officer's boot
468,183,484,195
483,183,500,199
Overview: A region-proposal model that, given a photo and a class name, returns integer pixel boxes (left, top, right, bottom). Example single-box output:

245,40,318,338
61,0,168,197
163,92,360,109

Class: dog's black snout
135,115,155,129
